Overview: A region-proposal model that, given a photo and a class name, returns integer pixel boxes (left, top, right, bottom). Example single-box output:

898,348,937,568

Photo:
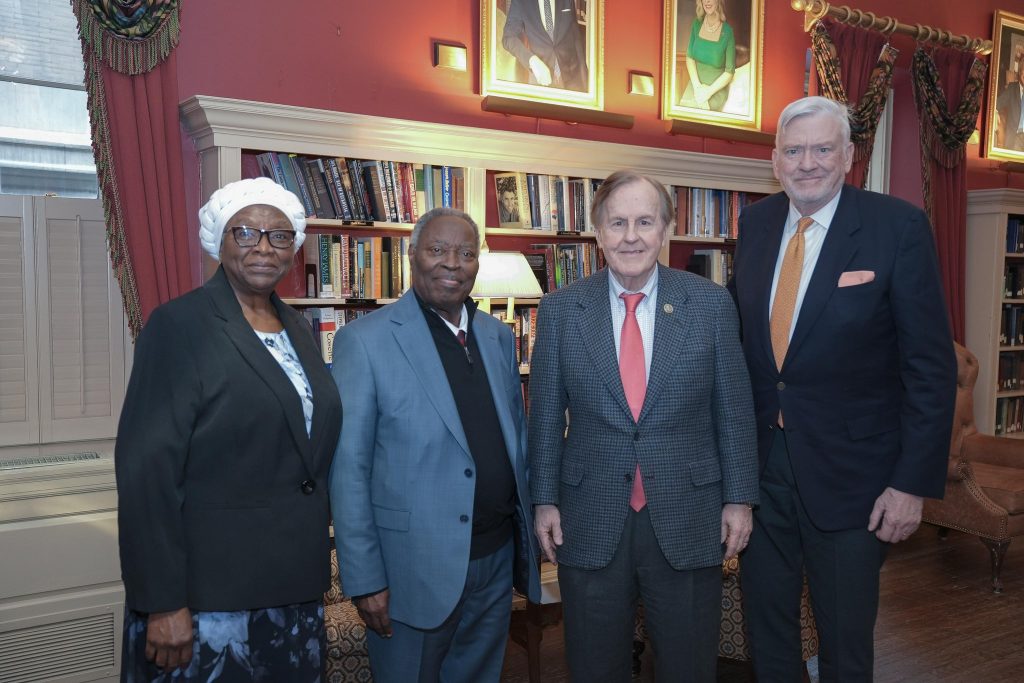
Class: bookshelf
180,95,779,358
965,189,1024,436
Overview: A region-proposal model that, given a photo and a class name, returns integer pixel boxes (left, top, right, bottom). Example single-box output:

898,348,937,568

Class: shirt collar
413,291,475,336
787,185,844,232
608,266,659,302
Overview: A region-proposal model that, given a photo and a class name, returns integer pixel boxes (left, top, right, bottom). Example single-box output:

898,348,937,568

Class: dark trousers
744,430,887,683
559,507,721,683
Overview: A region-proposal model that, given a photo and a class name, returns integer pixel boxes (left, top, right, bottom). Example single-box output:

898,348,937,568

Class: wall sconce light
629,71,655,96
433,40,467,71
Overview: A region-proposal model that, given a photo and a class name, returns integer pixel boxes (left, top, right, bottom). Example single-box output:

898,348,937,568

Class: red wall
174,0,1024,272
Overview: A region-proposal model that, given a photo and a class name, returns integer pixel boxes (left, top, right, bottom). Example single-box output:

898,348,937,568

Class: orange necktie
619,292,647,511
770,216,814,371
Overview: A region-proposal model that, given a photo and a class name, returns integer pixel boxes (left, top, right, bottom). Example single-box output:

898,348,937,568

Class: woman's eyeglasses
229,225,296,249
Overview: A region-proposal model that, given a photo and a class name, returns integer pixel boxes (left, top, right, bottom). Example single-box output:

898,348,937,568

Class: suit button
464,468,473,478
625,473,633,482
460,514,469,523
776,381,785,390
634,431,640,441
300,480,316,495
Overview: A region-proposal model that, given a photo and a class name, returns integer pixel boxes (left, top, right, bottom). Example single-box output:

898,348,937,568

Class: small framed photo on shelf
660,0,764,132
985,10,1024,162
494,172,530,228
481,0,604,110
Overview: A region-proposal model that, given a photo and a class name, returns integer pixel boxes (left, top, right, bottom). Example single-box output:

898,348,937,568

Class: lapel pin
663,303,674,314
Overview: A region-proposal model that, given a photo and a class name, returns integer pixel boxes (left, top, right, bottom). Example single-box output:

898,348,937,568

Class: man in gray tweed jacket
528,170,759,682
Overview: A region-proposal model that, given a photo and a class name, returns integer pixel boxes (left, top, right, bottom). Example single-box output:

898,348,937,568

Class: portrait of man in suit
495,174,521,225
528,170,759,681
329,207,540,682
729,96,957,682
500,0,589,92
996,64,1024,151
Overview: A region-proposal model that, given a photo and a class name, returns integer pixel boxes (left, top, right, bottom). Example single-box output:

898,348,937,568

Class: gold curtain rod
791,0,992,55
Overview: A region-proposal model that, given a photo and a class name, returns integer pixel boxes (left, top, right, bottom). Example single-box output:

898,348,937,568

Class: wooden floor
500,526,1024,682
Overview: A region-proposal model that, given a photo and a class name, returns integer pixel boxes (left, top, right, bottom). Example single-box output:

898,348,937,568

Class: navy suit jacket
502,0,588,91
329,291,541,630
730,185,957,530
529,266,759,570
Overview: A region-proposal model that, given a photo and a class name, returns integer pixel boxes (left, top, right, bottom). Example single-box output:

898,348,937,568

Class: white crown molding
968,187,1024,215
180,95,780,195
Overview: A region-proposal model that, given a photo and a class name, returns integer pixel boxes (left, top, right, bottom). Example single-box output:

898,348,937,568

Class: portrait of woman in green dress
661,0,762,130
681,0,735,111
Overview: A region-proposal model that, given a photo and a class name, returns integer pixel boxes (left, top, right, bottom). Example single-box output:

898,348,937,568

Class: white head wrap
198,177,307,261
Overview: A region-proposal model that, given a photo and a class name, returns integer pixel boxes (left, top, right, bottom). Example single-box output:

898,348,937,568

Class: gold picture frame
661,0,763,131
985,10,1024,161
482,0,604,110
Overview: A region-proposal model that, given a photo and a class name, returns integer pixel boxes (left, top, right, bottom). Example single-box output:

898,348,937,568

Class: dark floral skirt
122,601,324,682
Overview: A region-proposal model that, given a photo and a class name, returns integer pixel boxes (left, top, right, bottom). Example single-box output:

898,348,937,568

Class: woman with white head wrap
116,178,342,682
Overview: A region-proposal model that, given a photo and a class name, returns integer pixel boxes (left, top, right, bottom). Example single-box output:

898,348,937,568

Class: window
0,0,98,198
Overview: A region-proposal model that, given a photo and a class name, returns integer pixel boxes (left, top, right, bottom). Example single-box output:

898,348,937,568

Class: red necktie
620,292,647,511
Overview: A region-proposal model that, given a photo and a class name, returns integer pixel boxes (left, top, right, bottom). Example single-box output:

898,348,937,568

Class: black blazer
730,186,957,531
116,267,342,613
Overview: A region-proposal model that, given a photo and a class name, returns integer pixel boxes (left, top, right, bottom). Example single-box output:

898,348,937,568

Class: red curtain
102,59,193,330
73,0,192,338
811,21,898,189
912,47,987,344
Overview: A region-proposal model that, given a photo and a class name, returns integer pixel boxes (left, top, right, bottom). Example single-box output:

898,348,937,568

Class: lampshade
471,251,543,321
471,251,543,299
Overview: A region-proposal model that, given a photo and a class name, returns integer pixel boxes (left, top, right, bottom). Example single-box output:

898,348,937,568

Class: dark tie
619,292,647,511
543,0,555,37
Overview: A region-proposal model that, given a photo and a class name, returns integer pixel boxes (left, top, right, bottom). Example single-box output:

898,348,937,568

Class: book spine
381,161,398,222
288,155,317,218
440,166,453,208
318,234,333,297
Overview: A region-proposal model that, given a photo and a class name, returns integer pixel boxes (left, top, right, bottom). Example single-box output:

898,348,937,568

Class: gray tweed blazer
527,265,758,570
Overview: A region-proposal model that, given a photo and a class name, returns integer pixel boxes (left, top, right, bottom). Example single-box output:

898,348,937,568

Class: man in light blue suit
329,207,541,683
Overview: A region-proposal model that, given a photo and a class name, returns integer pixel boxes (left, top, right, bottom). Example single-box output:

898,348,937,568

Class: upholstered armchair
324,548,372,682
922,343,1024,592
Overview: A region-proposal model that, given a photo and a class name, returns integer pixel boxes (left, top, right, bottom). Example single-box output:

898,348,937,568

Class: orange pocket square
838,270,875,287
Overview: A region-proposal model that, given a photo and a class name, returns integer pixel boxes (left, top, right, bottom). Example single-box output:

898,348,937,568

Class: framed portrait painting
661,0,764,131
985,10,1024,161
481,0,604,110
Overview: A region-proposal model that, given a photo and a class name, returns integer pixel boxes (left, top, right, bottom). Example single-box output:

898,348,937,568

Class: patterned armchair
324,548,372,683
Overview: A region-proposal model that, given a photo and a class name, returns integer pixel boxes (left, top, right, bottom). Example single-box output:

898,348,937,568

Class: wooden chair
922,342,1024,592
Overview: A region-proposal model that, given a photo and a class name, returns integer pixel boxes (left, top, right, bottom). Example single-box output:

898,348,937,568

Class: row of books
256,152,464,223
302,234,411,300
497,308,538,369
522,242,606,292
685,248,734,286
995,396,1024,435
1007,216,1024,255
998,351,1024,390
1001,304,1024,346
494,172,602,233
674,187,764,239
301,307,371,366
1005,263,1024,299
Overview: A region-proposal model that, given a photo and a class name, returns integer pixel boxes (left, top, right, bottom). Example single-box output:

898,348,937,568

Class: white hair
198,177,307,261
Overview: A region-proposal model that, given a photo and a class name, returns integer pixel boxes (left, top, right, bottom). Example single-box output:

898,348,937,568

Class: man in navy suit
730,96,957,682
502,0,588,91
329,208,540,683
996,67,1024,151
530,170,759,681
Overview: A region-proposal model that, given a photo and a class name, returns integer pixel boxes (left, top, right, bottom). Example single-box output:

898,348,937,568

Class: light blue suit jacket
329,291,541,629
